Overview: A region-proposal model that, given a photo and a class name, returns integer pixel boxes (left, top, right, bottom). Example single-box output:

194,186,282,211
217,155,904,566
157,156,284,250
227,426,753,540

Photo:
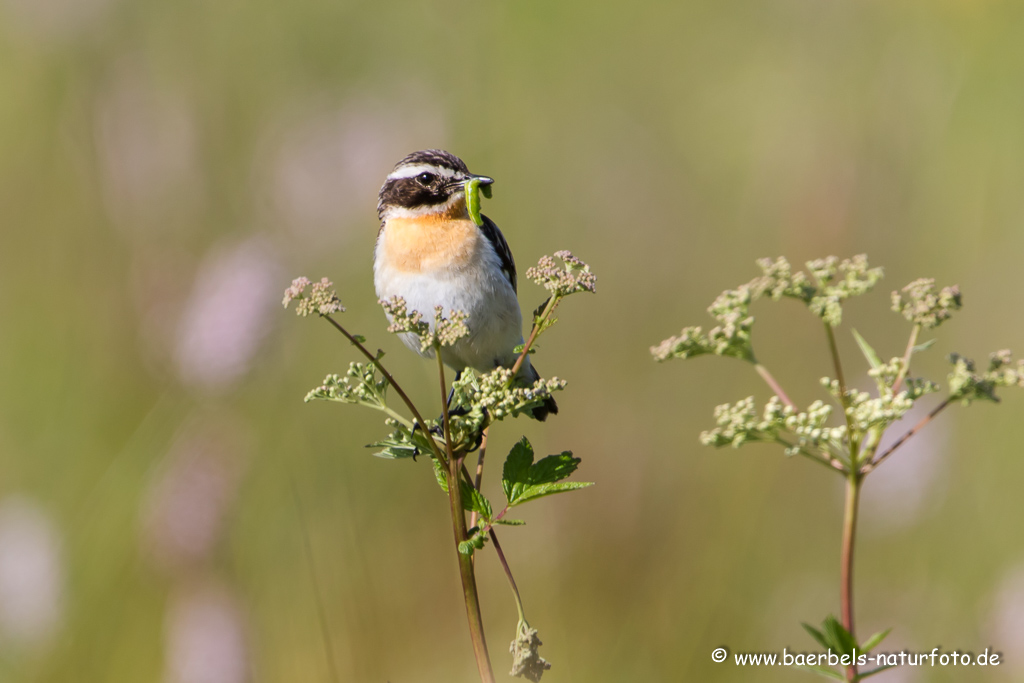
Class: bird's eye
416,172,436,185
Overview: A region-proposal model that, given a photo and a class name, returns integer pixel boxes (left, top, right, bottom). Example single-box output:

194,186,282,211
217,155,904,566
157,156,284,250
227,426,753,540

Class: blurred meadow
2,0,1024,681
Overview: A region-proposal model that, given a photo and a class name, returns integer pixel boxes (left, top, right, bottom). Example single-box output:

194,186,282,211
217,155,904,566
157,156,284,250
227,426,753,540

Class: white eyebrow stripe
386,164,460,181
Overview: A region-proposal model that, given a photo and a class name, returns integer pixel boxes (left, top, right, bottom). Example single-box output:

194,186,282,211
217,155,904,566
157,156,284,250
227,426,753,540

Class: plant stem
322,314,448,468
775,438,846,473
470,429,490,530
840,472,862,682
438,353,495,683
509,295,560,378
489,529,527,623
861,397,951,474
825,323,859,464
468,294,559,492
754,363,796,409
891,324,920,395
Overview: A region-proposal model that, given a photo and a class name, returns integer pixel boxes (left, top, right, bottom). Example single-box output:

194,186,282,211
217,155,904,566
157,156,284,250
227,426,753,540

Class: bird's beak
449,174,494,190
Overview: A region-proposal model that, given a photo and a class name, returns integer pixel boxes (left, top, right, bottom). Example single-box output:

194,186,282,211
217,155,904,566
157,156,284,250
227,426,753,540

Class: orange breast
383,200,480,273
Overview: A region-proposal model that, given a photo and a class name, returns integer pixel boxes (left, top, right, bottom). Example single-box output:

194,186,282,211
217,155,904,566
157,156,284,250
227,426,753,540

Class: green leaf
433,459,449,493
513,481,593,506
529,452,580,485
802,623,831,651
852,329,882,371
796,665,845,681
822,615,856,656
502,437,591,507
458,532,486,556
494,518,526,526
912,338,937,353
859,628,891,653
855,664,895,680
351,334,367,344
463,483,492,520
502,437,535,502
371,444,418,459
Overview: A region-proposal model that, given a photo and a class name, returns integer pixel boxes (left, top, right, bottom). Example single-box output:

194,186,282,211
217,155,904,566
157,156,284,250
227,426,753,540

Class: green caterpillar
465,178,492,227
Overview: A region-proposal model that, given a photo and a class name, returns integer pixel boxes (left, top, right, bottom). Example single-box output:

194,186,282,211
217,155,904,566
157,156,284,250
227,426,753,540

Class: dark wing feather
479,214,517,293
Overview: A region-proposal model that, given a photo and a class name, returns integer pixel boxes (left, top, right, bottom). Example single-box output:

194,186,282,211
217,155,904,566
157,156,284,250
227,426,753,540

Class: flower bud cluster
820,377,917,434
510,619,551,682
651,286,756,362
456,367,567,421
751,255,883,326
435,308,470,347
526,251,597,297
948,350,1024,404
305,363,387,408
892,279,962,329
700,396,843,455
379,296,470,352
282,276,345,316
751,257,816,301
807,255,884,326
867,357,904,387
654,255,883,364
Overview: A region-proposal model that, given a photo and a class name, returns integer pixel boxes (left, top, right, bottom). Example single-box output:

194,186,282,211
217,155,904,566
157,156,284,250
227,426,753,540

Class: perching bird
374,149,557,420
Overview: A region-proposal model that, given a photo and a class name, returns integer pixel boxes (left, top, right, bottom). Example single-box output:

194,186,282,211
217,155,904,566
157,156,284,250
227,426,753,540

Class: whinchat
374,149,557,420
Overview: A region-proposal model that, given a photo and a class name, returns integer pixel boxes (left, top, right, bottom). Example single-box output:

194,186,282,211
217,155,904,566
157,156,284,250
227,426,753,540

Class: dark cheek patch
384,178,448,209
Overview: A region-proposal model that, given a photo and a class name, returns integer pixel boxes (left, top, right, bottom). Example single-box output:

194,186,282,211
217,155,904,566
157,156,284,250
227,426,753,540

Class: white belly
374,239,525,374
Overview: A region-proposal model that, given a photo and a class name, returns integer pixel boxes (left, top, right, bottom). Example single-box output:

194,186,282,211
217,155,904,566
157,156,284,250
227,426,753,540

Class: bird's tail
521,362,558,422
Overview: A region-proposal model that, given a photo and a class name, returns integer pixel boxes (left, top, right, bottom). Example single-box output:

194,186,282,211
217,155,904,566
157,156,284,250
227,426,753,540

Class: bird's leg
446,370,461,409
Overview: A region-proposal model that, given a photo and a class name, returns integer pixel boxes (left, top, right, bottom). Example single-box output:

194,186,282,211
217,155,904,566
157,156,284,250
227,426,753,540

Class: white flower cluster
651,286,756,362
700,396,844,455
820,378,919,434
458,367,567,421
305,362,387,408
380,296,470,352
892,278,961,329
282,276,345,317
526,251,597,297
653,255,884,364
948,350,1024,404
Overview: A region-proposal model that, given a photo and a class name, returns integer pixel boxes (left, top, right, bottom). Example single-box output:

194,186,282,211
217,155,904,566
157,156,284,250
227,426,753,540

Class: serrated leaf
502,437,590,507
852,329,882,371
855,664,895,680
512,481,593,506
463,483,492,520
912,338,937,353
529,452,580,485
502,437,535,502
370,444,419,459
457,530,487,556
823,615,856,656
433,459,449,493
859,628,891,653
802,623,831,651
494,518,526,526
796,665,845,681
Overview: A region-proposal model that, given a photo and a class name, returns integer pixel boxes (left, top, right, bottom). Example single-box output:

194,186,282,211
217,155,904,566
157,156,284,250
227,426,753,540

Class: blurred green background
1,0,1023,681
